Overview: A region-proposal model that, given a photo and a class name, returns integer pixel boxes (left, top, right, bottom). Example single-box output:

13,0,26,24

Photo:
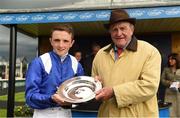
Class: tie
117,48,123,56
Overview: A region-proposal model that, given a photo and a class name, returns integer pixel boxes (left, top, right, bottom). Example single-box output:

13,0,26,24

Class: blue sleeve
76,62,84,76
25,58,56,109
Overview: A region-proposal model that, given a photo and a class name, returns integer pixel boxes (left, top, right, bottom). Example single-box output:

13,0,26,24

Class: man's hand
95,87,114,101
51,93,71,106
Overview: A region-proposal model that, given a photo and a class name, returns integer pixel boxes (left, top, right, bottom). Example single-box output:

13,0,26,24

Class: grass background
0,92,25,117
0,92,25,102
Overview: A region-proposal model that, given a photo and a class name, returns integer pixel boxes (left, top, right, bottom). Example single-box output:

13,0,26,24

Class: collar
104,36,138,53
60,54,68,62
53,50,68,62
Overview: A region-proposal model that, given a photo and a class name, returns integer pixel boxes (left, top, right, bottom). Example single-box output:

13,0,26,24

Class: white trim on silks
40,53,52,74
69,55,78,75
33,107,72,118
40,53,78,75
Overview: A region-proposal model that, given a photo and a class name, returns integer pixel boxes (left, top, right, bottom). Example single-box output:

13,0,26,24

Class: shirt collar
53,50,68,62
60,53,68,62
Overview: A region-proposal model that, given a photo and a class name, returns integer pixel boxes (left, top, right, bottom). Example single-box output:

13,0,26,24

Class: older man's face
109,22,134,49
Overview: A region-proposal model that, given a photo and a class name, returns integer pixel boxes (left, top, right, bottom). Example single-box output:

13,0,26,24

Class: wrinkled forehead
110,21,132,30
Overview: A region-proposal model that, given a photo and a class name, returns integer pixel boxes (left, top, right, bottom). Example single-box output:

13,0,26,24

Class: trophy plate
57,76,102,103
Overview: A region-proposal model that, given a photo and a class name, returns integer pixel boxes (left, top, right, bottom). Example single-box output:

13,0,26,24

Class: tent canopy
1,6,180,37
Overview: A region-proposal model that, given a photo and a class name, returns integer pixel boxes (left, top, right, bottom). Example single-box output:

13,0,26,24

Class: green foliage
14,104,33,117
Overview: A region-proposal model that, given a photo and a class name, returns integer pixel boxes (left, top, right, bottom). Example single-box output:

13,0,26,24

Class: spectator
84,43,101,76
161,53,180,117
74,51,82,62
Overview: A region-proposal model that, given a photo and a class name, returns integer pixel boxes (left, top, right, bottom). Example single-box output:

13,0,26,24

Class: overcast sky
0,25,38,62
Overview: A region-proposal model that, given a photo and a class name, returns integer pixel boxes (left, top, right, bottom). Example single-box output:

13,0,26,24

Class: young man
25,24,84,118
93,9,161,117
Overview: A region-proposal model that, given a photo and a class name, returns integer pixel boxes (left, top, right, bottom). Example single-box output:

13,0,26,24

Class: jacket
161,67,180,87
92,37,161,117
25,51,84,109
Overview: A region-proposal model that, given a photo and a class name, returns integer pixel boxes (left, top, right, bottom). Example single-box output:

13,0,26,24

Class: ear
49,38,52,45
71,39,75,47
130,24,135,32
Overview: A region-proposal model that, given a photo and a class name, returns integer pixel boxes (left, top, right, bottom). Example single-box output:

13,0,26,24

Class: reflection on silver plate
57,76,102,103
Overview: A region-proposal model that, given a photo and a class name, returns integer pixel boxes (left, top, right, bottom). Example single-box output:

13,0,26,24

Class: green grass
0,92,25,102
0,92,25,117
0,109,6,117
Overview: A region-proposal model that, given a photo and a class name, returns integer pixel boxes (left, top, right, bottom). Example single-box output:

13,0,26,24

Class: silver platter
57,76,102,103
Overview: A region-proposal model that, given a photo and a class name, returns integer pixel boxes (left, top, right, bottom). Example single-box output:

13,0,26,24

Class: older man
93,9,161,117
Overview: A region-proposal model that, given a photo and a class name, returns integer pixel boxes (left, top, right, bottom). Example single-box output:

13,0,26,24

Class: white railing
0,78,25,90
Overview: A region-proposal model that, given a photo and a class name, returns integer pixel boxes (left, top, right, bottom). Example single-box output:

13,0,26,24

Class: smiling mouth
115,38,125,40
57,49,65,51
